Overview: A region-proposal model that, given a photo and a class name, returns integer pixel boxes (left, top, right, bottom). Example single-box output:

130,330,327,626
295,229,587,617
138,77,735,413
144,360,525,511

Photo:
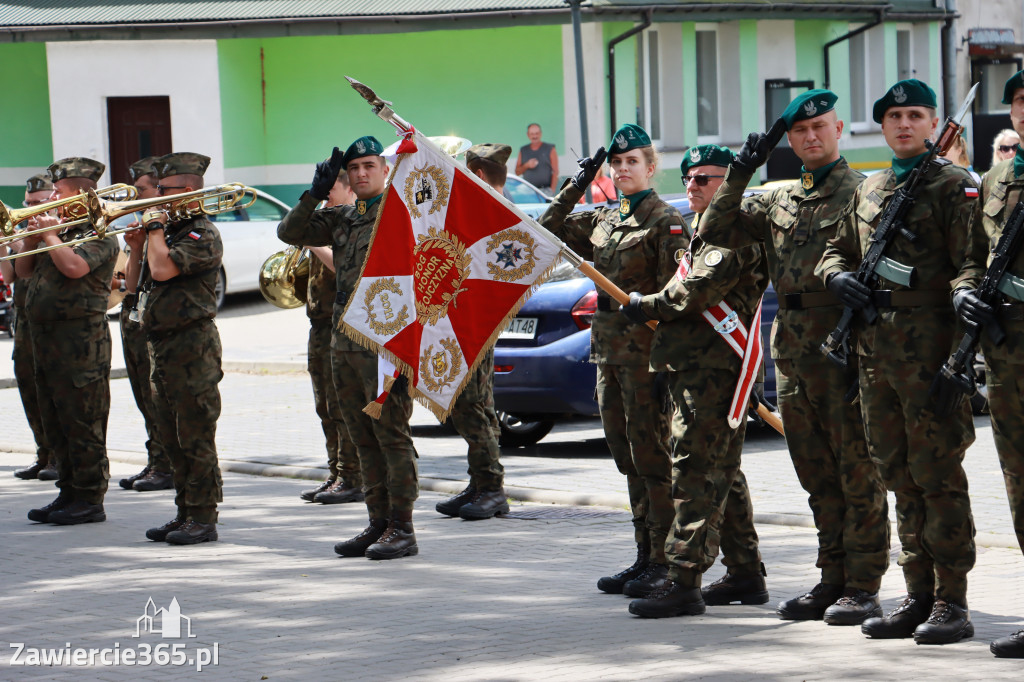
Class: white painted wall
45,40,225,186
561,22,607,173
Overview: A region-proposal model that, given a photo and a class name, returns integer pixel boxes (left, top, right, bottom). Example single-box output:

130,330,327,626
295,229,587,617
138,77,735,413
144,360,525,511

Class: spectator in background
992,128,1020,164
947,133,981,183
516,123,559,194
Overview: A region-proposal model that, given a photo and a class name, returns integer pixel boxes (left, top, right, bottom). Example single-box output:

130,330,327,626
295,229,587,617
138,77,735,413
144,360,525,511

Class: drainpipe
822,9,887,91
566,0,593,202
941,0,958,117
607,11,652,134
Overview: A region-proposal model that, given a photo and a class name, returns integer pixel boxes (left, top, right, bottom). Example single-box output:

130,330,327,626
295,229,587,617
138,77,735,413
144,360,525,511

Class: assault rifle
931,199,1024,416
821,83,979,368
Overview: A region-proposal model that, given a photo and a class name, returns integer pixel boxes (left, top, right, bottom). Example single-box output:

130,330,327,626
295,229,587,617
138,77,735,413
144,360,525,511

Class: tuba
259,245,309,309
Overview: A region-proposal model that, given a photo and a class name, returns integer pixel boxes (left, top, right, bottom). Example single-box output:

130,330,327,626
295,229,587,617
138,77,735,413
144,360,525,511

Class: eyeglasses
22,199,48,207
682,174,725,186
157,184,188,195
998,144,1018,154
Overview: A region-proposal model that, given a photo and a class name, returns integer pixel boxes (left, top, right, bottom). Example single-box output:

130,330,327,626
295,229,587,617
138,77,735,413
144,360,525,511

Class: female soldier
539,124,689,597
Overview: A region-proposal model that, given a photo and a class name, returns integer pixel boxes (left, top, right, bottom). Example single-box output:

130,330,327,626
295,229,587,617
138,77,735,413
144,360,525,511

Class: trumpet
0,183,137,242
259,245,310,309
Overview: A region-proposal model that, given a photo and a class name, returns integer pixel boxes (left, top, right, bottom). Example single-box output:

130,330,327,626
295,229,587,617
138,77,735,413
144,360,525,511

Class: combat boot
622,563,671,598
913,599,973,644
597,543,649,594
27,493,72,522
365,513,418,560
133,469,173,491
436,485,475,517
458,488,510,520
146,517,186,542
991,630,1024,658
334,518,388,557
300,477,335,502
314,479,365,504
823,588,882,625
861,593,933,639
14,462,44,480
628,580,706,619
38,463,58,481
777,582,844,620
165,520,218,545
48,500,106,525
119,466,150,490
701,564,769,605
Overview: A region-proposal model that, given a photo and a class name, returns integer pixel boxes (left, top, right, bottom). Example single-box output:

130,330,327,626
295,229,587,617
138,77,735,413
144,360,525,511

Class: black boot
597,544,649,594
300,477,335,502
165,520,218,545
701,564,769,605
315,479,365,504
913,599,973,644
777,582,844,620
436,485,475,517
861,593,933,639
27,493,72,523
334,518,388,557
622,563,671,598
823,588,882,626
146,517,186,542
14,462,44,480
37,463,58,481
133,469,173,492
991,630,1024,658
48,500,106,525
119,466,150,490
365,514,418,560
458,488,510,520
628,580,707,619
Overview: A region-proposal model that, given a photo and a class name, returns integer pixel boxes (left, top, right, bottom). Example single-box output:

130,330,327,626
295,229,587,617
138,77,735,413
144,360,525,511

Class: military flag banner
340,131,562,420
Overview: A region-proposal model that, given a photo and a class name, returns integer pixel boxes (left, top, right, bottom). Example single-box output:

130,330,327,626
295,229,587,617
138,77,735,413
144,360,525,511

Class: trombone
0,183,137,242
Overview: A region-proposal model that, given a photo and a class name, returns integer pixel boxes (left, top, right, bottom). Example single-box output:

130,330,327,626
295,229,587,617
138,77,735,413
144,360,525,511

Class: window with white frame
896,28,913,80
637,29,662,142
696,29,719,137
849,30,869,124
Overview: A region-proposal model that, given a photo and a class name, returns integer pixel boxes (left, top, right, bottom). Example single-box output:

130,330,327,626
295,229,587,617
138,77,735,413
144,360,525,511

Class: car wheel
214,267,226,310
497,411,555,448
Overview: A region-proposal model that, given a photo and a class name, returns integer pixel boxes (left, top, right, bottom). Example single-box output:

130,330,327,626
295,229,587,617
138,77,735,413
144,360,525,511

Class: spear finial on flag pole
346,76,412,134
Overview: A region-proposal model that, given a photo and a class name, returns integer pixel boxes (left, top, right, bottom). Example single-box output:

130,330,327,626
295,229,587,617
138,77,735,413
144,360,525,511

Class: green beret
343,136,384,168
872,79,937,123
680,144,735,175
781,89,838,129
25,172,52,194
609,124,652,155
47,157,104,183
153,152,211,179
1002,70,1024,105
128,156,159,182
466,143,512,167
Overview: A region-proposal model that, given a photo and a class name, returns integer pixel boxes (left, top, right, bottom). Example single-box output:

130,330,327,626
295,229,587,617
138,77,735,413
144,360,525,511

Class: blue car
493,195,779,446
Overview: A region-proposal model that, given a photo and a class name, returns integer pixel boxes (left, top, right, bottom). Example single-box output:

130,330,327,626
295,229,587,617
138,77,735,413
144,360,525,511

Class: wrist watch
142,210,166,231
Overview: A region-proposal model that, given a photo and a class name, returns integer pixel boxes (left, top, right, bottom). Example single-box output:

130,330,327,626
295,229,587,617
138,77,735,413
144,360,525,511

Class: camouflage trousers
860,354,976,605
985,354,1024,556
149,320,224,524
776,355,889,592
331,346,418,518
449,349,503,490
12,304,50,466
597,363,673,563
664,367,761,587
308,318,359,484
120,302,170,473
29,315,111,504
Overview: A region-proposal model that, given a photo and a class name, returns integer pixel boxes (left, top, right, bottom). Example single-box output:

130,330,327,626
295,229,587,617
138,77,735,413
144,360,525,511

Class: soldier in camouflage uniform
698,91,890,625
952,69,1024,658
125,152,225,545
623,144,770,618
20,157,117,525
539,124,688,596
117,156,173,493
435,144,509,521
6,173,57,482
300,169,364,505
818,79,977,644
278,137,420,560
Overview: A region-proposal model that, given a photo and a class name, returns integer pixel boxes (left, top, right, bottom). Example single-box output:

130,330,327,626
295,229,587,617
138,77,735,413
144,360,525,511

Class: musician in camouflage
698,90,890,625
622,144,770,619
818,79,977,645
952,68,1024,658
278,136,419,561
540,124,688,597
20,157,117,526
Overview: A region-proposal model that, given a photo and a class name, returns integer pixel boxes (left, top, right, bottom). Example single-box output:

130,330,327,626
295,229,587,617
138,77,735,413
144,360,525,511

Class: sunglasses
156,184,189,195
999,144,1018,154
681,173,725,187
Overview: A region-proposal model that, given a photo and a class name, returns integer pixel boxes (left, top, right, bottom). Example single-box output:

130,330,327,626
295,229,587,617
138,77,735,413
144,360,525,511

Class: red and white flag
340,132,563,420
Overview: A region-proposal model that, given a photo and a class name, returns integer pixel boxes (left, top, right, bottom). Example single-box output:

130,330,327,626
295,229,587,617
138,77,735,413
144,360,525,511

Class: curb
0,362,303,390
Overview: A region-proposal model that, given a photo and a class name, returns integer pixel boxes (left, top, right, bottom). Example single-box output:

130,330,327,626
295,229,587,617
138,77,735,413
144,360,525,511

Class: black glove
310,147,345,201
749,382,765,410
928,371,969,419
571,146,607,192
732,132,772,173
621,292,650,325
827,272,872,311
652,371,672,415
953,288,995,328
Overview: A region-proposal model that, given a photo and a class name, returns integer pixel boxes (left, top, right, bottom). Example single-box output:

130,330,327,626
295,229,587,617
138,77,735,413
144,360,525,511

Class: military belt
997,302,1024,321
870,290,949,308
597,295,620,312
777,291,840,310
335,291,350,306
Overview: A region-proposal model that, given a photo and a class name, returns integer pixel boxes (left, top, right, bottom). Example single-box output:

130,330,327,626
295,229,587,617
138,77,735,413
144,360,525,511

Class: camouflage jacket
24,224,118,322
306,255,336,321
640,217,768,371
277,191,379,351
539,184,689,365
700,160,864,359
952,158,1024,363
817,160,977,361
141,216,223,334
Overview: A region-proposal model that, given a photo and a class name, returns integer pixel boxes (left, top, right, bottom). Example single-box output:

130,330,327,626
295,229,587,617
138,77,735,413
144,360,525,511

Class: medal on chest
357,200,367,215
801,172,814,191
619,196,630,215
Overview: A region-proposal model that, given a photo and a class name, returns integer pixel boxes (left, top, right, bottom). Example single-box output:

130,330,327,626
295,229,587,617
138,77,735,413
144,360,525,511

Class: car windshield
543,259,590,283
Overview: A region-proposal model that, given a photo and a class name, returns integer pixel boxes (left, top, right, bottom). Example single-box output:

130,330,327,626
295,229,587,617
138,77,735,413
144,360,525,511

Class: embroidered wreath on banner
413,227,471,326
485,228,538,283
361,277,410,336
404,164,450,219
418,337,463,393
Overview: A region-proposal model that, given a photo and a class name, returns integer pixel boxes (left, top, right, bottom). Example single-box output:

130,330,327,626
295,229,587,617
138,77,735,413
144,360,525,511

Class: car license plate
501,317,538,340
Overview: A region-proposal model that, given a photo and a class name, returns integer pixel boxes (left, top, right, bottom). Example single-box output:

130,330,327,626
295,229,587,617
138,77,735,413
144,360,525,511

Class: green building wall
0,43,54,206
